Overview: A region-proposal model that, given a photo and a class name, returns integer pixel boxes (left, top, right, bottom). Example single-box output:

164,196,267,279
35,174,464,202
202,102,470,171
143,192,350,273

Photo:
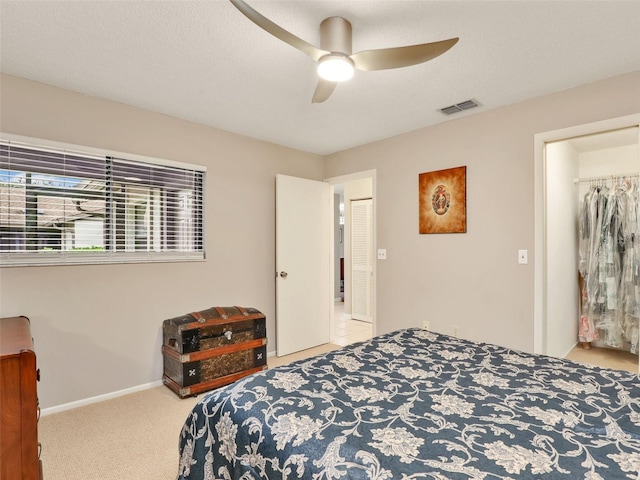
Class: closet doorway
534,114,640,373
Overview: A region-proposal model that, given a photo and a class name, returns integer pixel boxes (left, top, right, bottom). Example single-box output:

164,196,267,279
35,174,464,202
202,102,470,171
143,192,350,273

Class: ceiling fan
229,0,459,103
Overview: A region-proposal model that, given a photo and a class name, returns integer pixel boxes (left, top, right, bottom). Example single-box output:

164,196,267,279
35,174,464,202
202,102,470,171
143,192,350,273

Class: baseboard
41,380,163,417
268,349,277,358
561,341,579,359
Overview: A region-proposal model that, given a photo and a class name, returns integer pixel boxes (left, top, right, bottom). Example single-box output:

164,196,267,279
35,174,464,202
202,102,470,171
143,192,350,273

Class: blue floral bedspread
177,328,640,479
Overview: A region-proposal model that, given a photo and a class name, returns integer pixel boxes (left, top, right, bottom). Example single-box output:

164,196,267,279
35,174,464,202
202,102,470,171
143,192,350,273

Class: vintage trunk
162,306,267,398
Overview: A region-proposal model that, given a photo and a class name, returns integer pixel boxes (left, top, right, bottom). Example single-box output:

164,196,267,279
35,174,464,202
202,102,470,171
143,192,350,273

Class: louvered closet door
351,199,373,322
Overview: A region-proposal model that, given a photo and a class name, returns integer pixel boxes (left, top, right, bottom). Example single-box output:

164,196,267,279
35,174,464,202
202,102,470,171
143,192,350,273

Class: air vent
439,99,480,115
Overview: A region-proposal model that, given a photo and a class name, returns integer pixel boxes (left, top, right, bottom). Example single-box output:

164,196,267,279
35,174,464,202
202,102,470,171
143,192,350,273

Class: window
0,135,205,266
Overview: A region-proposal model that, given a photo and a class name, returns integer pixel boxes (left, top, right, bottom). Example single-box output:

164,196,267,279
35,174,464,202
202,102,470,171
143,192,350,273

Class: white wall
0,74,324,409
325,70,640,352
545,141,580,358
579,144,638,177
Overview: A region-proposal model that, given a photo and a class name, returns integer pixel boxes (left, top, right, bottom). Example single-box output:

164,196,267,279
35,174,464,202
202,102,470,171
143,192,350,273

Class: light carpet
39,342,341,480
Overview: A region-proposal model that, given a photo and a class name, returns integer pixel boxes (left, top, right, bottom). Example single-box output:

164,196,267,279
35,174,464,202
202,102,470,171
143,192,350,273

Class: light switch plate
377,249,387,260
518,249,528,264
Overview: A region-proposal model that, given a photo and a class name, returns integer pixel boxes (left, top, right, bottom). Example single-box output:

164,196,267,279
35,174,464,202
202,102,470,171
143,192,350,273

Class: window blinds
0,136,205,266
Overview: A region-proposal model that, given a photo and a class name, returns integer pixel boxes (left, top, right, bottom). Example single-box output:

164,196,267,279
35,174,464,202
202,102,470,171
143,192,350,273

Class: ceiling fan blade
312,79,337,103
350,37,459,71
230,0,329,61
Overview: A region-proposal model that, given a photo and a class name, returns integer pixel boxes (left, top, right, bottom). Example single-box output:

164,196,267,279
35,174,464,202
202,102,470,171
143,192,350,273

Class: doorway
534,114,640,372
326,170,376,345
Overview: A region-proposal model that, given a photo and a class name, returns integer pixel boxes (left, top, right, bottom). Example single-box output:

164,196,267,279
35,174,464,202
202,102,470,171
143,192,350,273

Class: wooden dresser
0,316,42,480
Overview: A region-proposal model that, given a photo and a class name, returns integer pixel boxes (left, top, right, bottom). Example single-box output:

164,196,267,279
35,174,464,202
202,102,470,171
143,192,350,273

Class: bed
177,328,640,479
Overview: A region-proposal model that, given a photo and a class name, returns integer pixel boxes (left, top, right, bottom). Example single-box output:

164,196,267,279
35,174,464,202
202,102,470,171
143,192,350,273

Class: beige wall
0,74,324,409
2,70,639,410
324,70,640,352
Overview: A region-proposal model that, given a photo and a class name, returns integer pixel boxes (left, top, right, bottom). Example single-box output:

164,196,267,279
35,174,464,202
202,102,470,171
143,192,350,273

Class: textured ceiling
1,0,639,155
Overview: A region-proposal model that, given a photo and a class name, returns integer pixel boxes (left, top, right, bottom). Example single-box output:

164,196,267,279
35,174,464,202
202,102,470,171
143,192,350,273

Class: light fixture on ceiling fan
229,0,459,103
317,53,354,83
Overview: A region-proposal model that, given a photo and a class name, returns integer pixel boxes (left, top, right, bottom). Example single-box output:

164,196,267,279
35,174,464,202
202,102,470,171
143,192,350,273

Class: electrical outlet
452,326,459,337
423,320,430,330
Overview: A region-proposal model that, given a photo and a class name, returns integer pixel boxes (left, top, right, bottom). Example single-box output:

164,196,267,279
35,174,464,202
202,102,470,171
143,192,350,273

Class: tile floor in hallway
268,302,372,368
333,301,372,346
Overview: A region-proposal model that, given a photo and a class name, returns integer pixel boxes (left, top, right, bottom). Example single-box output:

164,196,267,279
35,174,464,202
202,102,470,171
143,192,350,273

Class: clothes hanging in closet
578,177,639,354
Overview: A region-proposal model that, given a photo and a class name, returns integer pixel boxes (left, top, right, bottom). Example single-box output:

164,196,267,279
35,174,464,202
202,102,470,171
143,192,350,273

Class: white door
276,174,331,356
351,199,373,322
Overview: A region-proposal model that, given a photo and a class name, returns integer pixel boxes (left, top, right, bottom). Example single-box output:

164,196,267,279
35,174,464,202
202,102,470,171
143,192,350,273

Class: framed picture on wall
419,166,467,234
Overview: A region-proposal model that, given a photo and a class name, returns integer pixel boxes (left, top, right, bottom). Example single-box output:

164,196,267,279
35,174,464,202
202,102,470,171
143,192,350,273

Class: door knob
280,271,288,278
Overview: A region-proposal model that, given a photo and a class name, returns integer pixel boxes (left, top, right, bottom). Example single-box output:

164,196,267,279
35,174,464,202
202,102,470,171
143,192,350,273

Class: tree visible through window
0,137,205,266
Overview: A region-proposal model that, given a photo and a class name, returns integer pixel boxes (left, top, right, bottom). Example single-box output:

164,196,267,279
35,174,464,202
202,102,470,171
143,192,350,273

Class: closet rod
573,172,639,184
